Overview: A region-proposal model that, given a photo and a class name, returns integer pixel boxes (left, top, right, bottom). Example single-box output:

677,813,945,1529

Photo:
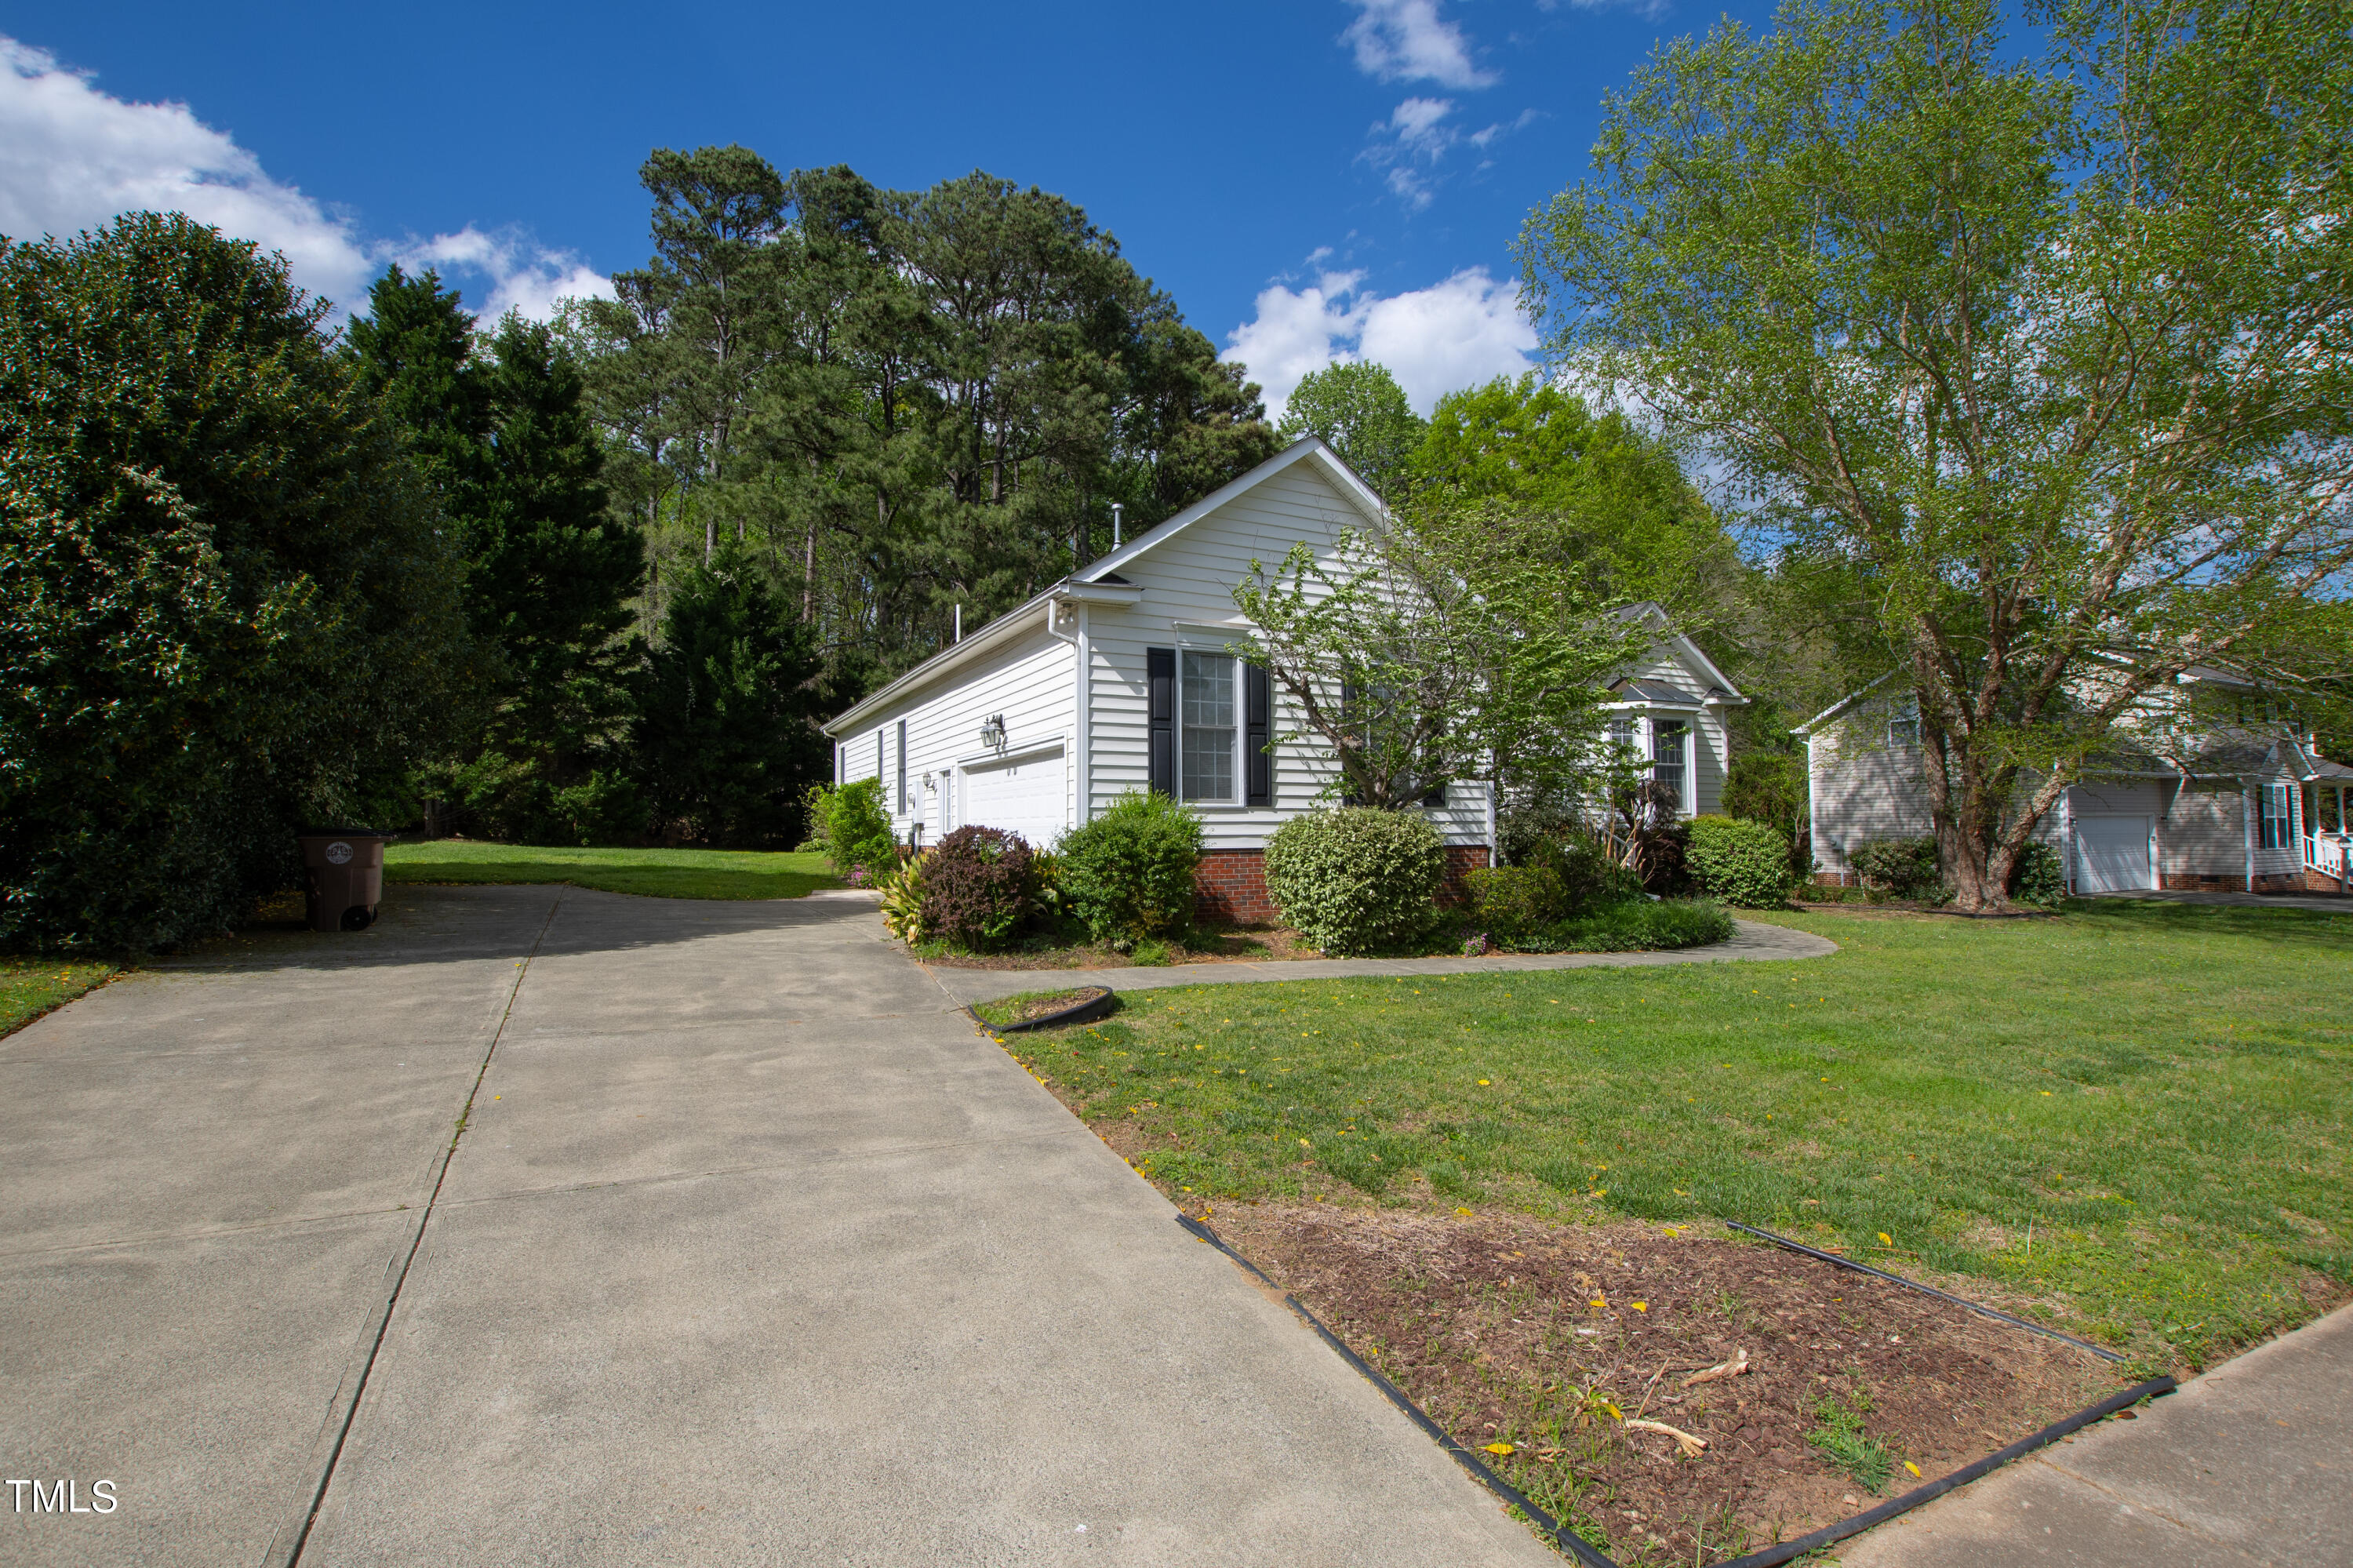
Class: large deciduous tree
0,216,470,950
1410,373,1743,636
1276,362,1426,499
1520,0,2353,910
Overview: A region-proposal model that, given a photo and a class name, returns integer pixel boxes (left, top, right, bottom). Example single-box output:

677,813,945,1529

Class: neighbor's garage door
2075,814,2155,893
961,746,1067,849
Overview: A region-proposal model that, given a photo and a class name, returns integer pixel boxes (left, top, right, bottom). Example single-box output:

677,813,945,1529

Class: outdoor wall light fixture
979,715,1007,749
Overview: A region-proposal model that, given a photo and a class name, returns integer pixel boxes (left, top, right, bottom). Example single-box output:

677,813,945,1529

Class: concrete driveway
0,885,1555,1567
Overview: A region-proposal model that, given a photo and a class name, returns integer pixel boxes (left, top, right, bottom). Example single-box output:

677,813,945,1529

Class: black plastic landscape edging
1722,1221,2128,1362
1706,1373,2177,1568
1179,1212,2179,1567
967,984,1116,1034
1173,1213,1618,1568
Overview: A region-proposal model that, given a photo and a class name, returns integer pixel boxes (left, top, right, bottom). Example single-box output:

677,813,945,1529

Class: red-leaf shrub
920,825,1035,950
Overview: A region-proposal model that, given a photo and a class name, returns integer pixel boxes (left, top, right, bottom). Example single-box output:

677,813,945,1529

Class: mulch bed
1188,1201,2127,1565
972,986,1110,1028
920,923,1329,970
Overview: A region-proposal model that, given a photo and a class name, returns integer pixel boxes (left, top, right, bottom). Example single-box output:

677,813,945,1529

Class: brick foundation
1193,845,1493,925
2162,871,2336,894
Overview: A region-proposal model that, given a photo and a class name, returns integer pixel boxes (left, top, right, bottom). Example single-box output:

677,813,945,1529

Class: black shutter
1245,662,1271,807
1147,646,1176,797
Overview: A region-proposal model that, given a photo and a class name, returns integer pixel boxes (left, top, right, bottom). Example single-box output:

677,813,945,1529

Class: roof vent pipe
1111,503,1123,550
954,604,962,643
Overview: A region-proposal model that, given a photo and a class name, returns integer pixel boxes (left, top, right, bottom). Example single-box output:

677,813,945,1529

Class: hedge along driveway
986,900,2353,1370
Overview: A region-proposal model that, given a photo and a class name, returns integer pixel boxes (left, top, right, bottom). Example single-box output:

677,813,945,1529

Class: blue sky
0,1,1773,416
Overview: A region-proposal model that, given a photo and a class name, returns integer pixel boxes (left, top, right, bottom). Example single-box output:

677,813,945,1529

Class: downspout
2243,783,2256,892
2060,788,2074,896
1046,597,1088,831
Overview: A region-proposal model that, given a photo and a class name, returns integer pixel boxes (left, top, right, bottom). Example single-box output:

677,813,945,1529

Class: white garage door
2075,815,2155,893
960,746,1067,849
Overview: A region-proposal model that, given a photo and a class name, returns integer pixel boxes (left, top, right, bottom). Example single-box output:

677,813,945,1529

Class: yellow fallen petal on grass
1878,1231,1894,1247
1631,1301,1647,1312
1483,1442,1515,1456
1477,1079,1491,1086
1904,1461,1922,1478
1454,1206,1474,1217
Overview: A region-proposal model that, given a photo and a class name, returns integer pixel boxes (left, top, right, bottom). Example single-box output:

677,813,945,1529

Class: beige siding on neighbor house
1806,697,1939,876
1806,692,2311,883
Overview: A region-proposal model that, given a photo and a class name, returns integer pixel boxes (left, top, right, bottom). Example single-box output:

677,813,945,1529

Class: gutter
821,580,1143,737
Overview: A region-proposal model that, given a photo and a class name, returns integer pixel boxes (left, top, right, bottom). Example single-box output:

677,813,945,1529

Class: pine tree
635,544,825,846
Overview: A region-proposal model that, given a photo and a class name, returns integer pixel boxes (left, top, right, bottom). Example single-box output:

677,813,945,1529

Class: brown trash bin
296,828,388,932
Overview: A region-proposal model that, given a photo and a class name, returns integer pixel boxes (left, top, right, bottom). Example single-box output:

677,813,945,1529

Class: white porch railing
2303,831,2348,885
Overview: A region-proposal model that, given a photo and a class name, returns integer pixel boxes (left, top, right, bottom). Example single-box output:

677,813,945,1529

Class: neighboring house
818,438,1740,920
1799,668,2353,895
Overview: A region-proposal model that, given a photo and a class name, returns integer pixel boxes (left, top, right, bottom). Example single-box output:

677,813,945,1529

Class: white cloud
1362,96,1460,210
0,37,374,303
0,37,605,322
1224,264,1537,420
1340,0,1497,89
399,227,617,323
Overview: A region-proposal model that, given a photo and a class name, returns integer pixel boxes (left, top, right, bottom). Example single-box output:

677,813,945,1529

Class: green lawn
2,957,117,1038
383,842,842,900
1005,900,2351,1369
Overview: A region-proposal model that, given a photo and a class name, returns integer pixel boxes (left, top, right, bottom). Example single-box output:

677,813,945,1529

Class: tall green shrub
1056,790,1203,944
0,216,470,951
1686,815,1795,908
1263,808,1446,955
823,779,894,876
1851,836,1946,901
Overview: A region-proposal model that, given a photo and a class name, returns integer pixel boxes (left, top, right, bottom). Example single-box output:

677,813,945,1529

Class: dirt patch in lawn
920,923,1329,970
1187,1201,2127,1565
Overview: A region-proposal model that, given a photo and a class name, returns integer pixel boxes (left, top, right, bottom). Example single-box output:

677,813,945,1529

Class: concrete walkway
0,885,1555,1568
2093,889,2352,915
1838,1301,2353,1568
929,918,1838,1006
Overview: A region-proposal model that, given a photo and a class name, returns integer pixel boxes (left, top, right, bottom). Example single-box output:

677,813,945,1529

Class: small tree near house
1229,500,1643,817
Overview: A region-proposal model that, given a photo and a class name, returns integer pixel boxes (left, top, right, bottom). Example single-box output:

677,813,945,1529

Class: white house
820,438,1742,920
1799,668,2353,896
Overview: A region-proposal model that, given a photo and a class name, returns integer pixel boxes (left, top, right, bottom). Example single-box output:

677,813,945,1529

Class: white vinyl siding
830,620,1076,850
1081,460,1488,850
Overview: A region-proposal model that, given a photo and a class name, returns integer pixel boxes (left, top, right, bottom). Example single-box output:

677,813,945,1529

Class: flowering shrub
1850,836,1944,900
1462,865,1565,938
2010,841,2065,906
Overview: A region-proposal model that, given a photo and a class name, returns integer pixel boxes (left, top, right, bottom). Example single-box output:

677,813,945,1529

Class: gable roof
1609,601,1747,704
820,438,1384,737
1073,437,1387,584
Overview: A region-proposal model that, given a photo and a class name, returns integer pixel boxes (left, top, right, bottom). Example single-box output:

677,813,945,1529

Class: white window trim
1176,648,1243,809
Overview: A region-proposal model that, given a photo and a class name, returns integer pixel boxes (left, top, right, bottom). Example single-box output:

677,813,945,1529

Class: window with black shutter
1245,662,1271,807
1147,647,1175,796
